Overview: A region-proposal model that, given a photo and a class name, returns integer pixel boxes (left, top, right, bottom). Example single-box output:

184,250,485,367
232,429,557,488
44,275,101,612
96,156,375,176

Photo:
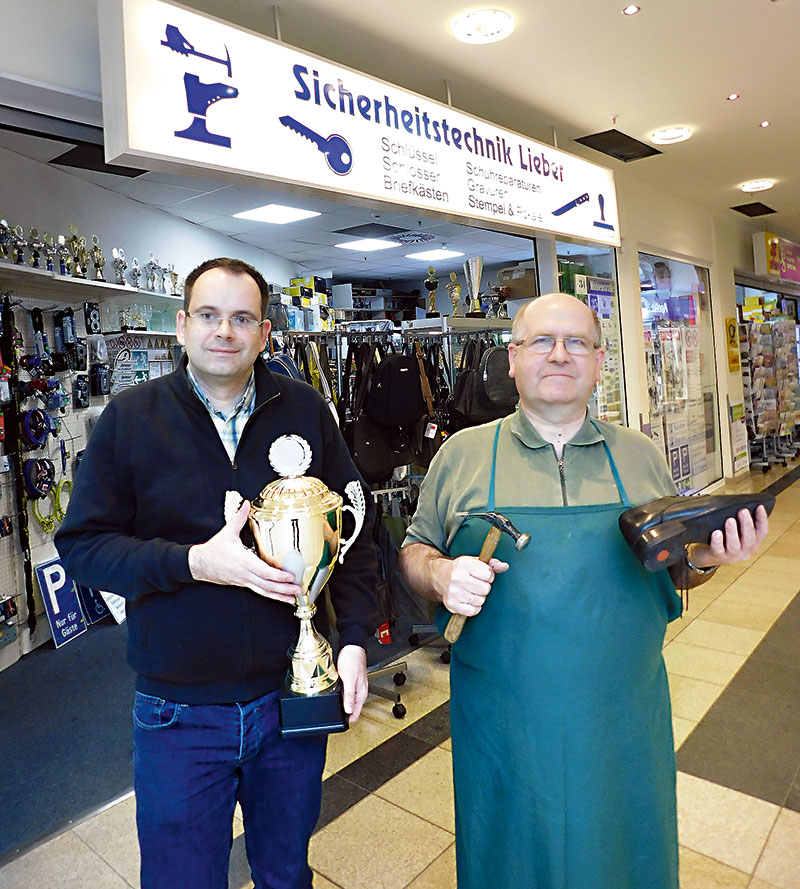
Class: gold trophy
464,255,485,317
247,435,366,736
90,235,106,281
445,272,462,317
424,266,440,318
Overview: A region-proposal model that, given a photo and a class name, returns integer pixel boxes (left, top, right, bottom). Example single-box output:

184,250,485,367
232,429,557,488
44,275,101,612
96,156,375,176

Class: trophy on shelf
56,234,71,276
68,225,88,278
111,247,128,285
445,271,462,317
11,225,27,264
247,434,366,737
423,266,440,318
26,228,44,269
166,263,180,296
90,235,106,281
42,233,57,272
0,217,11,261
143,252,159,291
464,255,485,318
128,256,142,289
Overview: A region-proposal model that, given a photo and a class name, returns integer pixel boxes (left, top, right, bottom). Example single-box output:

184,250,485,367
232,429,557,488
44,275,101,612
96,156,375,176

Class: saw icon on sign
279,116,353,175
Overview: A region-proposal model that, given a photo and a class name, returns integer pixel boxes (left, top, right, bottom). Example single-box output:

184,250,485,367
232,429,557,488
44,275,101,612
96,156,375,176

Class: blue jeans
133,689,327,889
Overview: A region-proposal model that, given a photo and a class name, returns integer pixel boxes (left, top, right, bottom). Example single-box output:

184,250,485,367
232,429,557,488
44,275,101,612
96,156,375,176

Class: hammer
444,511,531,643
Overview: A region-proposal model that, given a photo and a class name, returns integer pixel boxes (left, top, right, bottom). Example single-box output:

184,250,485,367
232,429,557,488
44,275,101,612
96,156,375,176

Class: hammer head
465,511,531,551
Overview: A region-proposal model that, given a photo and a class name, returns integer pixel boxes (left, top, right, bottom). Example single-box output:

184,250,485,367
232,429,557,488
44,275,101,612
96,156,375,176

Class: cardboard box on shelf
497,263,537,300
291,275,327,293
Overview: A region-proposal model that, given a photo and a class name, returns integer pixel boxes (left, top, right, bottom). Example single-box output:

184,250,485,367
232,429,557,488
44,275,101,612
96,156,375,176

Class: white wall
0,145,300,286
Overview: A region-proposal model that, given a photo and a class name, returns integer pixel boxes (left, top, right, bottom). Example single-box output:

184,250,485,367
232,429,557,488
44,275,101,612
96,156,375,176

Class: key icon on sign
279,116,353,175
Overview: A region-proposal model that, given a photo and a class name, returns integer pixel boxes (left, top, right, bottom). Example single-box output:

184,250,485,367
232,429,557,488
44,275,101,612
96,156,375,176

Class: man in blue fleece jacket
56,257,378,889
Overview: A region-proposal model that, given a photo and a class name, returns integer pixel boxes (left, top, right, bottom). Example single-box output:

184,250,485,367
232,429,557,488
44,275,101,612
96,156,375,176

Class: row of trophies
0,218,183,296
423,256,510,319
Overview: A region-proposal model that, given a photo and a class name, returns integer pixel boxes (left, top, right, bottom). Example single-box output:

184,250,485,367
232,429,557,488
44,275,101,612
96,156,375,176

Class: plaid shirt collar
187,367,256,460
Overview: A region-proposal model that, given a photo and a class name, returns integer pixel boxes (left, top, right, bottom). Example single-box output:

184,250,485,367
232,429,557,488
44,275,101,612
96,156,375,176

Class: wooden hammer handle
444,525,503,643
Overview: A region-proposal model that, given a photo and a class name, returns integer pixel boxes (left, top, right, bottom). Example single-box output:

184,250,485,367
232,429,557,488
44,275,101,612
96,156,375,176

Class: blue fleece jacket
55,357,379,704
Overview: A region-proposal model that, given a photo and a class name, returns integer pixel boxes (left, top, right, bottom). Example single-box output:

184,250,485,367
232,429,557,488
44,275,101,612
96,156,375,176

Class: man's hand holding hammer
402,545,509,618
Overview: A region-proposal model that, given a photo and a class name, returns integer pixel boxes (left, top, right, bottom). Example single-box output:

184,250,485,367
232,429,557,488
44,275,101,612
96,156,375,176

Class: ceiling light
760,120,771,128
335,238,400,252
726,93,740,101
621,5,640,15
740,179,775,193
233,204,320,224
405,248,466,261
650,126,692,145
450,9,515,44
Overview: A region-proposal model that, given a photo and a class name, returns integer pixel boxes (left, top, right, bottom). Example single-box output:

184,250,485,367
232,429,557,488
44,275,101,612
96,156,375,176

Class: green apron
439,420,682,889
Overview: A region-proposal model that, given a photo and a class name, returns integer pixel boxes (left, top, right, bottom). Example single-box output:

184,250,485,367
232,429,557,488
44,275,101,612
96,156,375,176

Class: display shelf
0,261,183,307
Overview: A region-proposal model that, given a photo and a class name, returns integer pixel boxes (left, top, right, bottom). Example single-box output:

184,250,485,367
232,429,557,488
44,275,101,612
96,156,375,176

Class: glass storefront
556,241,625,426
639,253,721,492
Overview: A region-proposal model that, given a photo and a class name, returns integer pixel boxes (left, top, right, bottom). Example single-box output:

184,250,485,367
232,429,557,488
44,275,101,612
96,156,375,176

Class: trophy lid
250,435,342,519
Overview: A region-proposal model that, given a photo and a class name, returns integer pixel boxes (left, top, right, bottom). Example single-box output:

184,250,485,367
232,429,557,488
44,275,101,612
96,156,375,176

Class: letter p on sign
41,563,67,614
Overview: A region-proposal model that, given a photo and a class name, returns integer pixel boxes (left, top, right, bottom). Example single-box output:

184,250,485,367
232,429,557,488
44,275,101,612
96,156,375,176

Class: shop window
556,241,625,426
640,253,721,492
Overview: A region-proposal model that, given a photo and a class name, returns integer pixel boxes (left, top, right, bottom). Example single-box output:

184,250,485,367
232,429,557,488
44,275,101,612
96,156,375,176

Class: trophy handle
338,481,365,564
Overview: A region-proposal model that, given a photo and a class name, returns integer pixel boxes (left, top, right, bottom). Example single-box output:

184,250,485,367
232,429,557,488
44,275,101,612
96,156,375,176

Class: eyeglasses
513,335,600,355
185,311,267,333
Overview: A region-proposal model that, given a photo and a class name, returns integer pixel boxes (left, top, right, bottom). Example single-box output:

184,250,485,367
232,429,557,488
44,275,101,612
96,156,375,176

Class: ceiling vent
730,202,776,217
573,129,662,163
393,231,436,244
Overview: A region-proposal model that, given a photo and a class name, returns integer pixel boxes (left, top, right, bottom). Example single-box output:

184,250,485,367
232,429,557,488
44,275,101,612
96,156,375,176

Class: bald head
512,293,602,346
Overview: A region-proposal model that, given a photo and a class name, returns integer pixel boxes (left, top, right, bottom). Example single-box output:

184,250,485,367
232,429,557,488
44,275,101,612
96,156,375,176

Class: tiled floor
2,467,799,889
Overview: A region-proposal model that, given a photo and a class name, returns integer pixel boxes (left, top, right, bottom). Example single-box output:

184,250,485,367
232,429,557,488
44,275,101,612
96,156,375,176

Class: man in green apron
400,293,768,889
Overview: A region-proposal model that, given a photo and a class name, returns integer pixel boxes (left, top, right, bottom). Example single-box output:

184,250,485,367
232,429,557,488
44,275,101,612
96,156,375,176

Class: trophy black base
425,311,440,318
279,682,349,737
466,310,486,318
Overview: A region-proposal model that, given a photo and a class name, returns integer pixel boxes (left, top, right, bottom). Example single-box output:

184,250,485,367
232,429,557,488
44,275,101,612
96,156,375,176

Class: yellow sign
726,316,741,372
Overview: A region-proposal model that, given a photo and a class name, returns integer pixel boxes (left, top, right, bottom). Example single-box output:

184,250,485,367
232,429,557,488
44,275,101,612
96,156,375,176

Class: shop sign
753,232,800,283
35,558,87,648
574,274,615,318
99,0,619,245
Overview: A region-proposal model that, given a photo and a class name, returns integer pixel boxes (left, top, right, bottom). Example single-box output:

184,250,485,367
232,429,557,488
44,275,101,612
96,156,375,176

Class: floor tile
405,843,456,889
317,774,371,832
785,774,800,814
399,647,451,693
677,846,749,889
313,874,344,889
402,702,450,748
672,716,697,749
722,582,797,611
0,831,133,889
677,686,800,807
675,619,763,656
748,553,800,581
676,772,778,873
668,673,724,722
699,599,781,633
73,794,139,888
309,795,452,889
337,731,433,793
325,714,401,775
662,641,746,686
765,537,800,559
753,808,800,889
374,747,455,832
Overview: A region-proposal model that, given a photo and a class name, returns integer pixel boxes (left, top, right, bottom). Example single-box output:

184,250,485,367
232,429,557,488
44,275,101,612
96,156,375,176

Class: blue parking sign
35,558,87,648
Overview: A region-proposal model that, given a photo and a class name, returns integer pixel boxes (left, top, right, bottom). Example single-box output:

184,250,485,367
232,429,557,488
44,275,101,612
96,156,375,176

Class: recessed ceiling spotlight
622,5,641,15
450,9,515,44
740,179,775,193
726,93,740,101
335,238,400,252
233,204,321,224
405,248,466,261
650,126,692,145
760,120,771,128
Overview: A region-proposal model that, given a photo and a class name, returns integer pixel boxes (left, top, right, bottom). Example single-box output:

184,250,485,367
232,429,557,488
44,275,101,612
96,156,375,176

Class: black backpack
366,352,426,428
